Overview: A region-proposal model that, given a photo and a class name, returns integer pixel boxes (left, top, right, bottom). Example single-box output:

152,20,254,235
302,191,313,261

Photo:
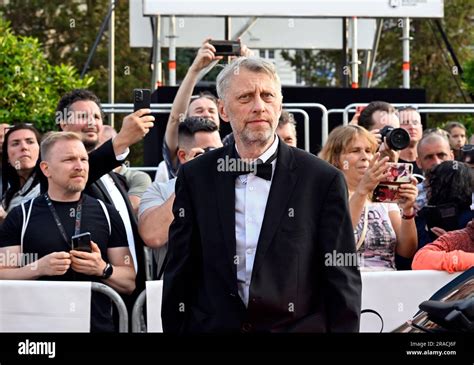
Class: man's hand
378,137,400,162
112,109,155,155
37,252,71,277
185,147,206,161
430,227,447,237
70,241,105,276
239,41,254,57
189,38,224,74
0,206,6,224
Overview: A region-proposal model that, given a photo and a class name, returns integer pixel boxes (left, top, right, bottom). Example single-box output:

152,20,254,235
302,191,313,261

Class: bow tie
230,148,278,181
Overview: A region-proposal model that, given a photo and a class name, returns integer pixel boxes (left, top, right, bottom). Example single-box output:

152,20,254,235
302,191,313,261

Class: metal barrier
131,289,147,333
342,103,474,125
91,282,129,333
101,102,329,151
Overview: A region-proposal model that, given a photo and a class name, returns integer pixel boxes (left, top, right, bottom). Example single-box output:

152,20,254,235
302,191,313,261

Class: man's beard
66,181,86,194
237,126,273,147
82,137,98,152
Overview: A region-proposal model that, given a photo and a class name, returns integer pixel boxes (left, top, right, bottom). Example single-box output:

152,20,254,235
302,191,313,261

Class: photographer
358,101,408,163
138,117,222,277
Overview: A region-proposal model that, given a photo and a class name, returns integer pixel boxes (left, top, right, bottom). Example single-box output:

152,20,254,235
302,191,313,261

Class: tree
282,0,474,113
1,1,199,165
0,18,93,132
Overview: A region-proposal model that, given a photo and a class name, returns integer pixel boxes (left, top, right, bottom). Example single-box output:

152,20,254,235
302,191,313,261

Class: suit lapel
215,144,239,279
252,141,298,276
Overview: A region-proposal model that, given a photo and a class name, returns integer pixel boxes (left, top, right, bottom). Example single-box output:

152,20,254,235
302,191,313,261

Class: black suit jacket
162,140,361,333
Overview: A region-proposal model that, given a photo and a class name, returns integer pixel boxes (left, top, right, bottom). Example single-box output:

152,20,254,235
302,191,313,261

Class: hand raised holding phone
355,153,390,197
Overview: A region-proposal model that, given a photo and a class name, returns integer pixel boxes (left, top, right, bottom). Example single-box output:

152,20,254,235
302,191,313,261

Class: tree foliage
0,17,93,132
282,0,474,109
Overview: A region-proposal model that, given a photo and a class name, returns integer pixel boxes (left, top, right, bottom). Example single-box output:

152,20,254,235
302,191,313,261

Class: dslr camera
461,145,474,165
379,125,410,151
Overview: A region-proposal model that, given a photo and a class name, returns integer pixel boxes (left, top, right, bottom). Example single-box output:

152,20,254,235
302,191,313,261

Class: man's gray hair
216,57,282,100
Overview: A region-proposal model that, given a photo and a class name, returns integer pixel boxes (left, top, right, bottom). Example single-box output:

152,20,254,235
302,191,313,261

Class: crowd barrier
101,102,325,151
132,270,463,333
0,281,128,333
341,103,474,125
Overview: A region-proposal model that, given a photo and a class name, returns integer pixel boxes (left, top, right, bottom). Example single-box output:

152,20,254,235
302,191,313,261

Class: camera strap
44,193,83,247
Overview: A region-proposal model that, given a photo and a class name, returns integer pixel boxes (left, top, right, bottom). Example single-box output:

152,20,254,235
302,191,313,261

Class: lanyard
44,193,83,246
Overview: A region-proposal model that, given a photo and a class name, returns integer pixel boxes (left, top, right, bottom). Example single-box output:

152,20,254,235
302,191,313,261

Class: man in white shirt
138,116,222,278
162,57,361,333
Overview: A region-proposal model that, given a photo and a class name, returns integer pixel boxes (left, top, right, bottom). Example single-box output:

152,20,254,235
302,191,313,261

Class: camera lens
380,126,410,151
135,90,143,101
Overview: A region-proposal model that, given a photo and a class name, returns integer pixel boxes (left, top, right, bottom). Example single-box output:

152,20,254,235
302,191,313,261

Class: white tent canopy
142,0,444,18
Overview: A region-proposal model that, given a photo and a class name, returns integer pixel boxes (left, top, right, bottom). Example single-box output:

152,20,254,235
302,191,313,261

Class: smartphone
133,89,151,112
209,40,241,56
372,163,413,203
71,232,92,253
382,163,413,183
372,183,401,203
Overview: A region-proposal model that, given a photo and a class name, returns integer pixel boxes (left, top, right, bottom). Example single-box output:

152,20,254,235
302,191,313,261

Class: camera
71,232,92,253
209,40,241,56
461,145,474,165
133,89,151,112
379,125,410,151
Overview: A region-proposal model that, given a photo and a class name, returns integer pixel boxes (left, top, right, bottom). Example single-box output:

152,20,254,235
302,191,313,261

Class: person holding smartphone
320,125,418,271
157,38,253,183
0,132,135,332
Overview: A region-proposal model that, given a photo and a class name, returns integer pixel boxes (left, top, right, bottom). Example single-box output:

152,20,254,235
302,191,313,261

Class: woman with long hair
1,124,42,220
320,125,418,270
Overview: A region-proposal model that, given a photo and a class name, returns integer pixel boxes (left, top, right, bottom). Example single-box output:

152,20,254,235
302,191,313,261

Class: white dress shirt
235,136,279,307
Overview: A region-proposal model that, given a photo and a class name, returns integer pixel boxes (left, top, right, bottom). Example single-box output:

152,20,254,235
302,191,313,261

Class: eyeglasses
397,105,419,112
400,120,421,126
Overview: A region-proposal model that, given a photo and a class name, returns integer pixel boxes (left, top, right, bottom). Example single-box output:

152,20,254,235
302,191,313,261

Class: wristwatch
102,262,113,279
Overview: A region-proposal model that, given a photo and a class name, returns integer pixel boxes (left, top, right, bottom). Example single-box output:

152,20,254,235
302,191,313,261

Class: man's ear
218,99,230,123
177,148,187,164
415,156,422,170
39,161,50,178
59,121,66,131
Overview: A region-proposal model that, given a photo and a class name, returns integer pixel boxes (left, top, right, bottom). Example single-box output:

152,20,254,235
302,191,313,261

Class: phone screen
372,163,413,203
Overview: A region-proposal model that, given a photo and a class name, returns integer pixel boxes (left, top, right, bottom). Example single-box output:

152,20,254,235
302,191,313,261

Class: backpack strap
97,199,111,236
20,197,36,262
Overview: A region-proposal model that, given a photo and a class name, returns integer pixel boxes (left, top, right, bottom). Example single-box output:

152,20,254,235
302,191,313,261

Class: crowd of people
0,38,472,333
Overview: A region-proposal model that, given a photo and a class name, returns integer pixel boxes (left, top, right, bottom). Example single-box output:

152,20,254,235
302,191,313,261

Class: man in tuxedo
57,89,154,297
162,57,361,333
